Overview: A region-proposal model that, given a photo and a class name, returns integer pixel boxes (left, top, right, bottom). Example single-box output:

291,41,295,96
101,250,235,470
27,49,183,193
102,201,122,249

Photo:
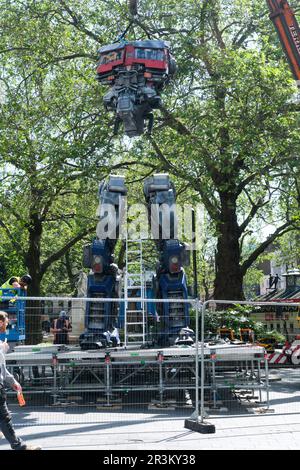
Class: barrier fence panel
194,300,300,429
1,296,198,423
1,295,300,446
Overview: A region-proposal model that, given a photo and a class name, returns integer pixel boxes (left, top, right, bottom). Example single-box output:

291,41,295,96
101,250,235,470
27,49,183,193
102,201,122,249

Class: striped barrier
267,352,289,364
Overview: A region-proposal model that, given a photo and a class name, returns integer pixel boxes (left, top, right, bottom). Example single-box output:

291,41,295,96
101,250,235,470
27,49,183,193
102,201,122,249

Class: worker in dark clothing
0,311,41,450
268,273,281,290
51,311,72,345
268,274,274,289
273,274,280,289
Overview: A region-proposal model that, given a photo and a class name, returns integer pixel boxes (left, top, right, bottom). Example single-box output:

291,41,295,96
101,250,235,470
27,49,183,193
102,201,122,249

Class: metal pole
185,299,215,432
200,300,206,423
264,354,270,409
159,360,163,405
52,355,58,405
212,359,217,409
194,299,199,420
257,359,262,402
192,209,198,298
105,354,111,406
190,299,205,421
106,362,111,406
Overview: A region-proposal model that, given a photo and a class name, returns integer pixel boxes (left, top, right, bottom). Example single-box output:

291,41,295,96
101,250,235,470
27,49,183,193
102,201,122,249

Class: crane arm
266,0,300,85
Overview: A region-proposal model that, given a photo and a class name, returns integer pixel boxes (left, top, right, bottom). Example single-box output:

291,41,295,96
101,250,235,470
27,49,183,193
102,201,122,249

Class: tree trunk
213,194,244,302
117,240,126,270
24,214,43,345
65,250,77,294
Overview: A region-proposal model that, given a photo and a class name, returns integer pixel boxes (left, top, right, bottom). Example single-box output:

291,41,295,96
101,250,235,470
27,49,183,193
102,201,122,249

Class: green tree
133,0,300,300
0,0,163,342
0,0,299,325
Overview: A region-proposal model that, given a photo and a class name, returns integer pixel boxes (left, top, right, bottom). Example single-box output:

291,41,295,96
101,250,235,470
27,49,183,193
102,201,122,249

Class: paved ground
1,367,300,450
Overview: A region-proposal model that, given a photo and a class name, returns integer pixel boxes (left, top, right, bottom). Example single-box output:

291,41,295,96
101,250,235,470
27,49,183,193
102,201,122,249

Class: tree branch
238,188,273,234
0,219,25,256
40,226,95,276
159,105,192,136
236,155,297,196
241,222,295,275
210,8,226,50
232,11,268,48
148,136,220,220
58,0,102,43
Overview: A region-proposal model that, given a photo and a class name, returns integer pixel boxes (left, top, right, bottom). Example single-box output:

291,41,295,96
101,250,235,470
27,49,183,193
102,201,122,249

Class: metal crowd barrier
2,296,297,433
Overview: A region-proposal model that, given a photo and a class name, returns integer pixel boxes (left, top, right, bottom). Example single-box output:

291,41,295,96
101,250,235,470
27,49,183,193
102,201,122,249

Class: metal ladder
124,239,146,347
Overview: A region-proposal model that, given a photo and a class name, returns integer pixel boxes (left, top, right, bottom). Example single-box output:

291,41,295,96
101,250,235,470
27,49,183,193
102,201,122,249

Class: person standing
0,311,41,450
51,310,72,345
268,274,274,289
273,274,281,289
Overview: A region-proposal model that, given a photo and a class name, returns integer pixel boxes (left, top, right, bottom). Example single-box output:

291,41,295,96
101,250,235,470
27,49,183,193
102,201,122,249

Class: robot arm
83,175,127,276
97,175,127,246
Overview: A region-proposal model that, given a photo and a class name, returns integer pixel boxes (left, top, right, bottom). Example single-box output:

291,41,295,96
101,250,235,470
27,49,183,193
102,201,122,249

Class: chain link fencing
1,296,300,435
192,299,300,430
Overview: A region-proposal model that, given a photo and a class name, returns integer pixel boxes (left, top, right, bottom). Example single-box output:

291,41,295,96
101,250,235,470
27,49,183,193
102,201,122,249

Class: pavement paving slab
1,368,300,450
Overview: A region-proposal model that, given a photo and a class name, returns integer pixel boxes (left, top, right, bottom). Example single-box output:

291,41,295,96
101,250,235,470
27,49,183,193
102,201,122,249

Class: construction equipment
143,174,190,345
255,337,278,352
218,328,235,342
79,175,127,350
0,288,26,344
240,328,254,343
217,328,255,344
266,0,300,86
